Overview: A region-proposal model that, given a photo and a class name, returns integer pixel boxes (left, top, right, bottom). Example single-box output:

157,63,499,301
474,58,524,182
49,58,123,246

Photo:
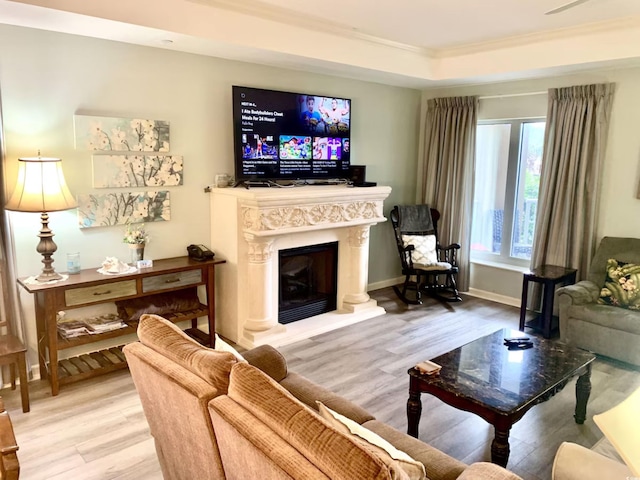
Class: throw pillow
316,402,426,480
401,234,452,270
214,333,246,362
401,234,437,265
598,259,640,310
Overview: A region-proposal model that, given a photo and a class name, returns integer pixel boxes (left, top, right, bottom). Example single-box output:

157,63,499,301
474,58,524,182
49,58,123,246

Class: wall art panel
74,115,170,152
92,155,183,187
77,191,171,228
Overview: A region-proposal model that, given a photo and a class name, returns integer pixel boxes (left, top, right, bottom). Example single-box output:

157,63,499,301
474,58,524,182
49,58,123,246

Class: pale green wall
422,68,640,301
0,25,420,363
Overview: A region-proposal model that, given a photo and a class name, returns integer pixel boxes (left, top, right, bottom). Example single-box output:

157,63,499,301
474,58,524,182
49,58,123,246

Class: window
471,119,545,266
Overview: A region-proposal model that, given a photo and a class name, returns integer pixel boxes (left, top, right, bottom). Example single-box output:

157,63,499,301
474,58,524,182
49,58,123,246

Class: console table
18,256,225,396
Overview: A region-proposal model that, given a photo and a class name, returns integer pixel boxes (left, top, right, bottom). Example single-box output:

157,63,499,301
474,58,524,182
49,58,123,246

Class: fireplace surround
209,185,391,349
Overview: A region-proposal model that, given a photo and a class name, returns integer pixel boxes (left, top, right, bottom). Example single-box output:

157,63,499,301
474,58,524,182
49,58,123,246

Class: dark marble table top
409,328,595,414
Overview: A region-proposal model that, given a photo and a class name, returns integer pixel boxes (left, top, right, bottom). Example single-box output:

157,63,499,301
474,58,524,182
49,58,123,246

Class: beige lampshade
5,156,77,212
593,385,640,476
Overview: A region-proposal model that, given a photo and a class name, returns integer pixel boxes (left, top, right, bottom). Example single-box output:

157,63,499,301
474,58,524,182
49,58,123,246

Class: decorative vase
129,243,145,264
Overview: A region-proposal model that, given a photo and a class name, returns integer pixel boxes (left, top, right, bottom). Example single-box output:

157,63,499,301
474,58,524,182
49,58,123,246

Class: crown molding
186,0,432,55
434,15,640,58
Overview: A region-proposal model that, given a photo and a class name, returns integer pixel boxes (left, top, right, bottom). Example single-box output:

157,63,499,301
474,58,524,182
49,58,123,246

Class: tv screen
232,86,351,182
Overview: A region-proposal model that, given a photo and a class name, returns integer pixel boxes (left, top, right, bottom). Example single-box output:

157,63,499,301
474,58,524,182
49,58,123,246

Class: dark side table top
525,265,577,281
408,328,595,414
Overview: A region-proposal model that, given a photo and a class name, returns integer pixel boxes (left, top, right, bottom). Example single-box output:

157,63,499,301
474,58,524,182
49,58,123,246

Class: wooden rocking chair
390,205,462,305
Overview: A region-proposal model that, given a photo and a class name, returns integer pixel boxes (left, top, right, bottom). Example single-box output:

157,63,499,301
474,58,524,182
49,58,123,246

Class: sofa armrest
552,442,632,480
457,462,522,480
557,280,600,306
243,344,287,382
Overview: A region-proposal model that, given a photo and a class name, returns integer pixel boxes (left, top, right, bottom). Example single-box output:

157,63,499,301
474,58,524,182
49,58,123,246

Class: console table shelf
56,304,209,349
19,256,224,396
54,345,128,385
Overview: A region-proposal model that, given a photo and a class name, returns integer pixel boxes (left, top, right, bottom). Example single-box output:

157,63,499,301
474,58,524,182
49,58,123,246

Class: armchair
556,236,640,366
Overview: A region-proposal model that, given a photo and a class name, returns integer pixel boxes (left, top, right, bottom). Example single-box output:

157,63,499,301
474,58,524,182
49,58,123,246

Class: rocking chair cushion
401,234,452,271
415,262,452,271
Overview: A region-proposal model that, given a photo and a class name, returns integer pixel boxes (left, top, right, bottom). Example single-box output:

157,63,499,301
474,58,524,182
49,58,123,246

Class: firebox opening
278,242,338,324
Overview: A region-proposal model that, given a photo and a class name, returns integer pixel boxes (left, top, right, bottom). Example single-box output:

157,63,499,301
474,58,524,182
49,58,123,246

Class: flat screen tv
232,85,351,182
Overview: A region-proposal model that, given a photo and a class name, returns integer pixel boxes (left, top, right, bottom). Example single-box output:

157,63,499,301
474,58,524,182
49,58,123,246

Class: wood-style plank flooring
2,288,638,479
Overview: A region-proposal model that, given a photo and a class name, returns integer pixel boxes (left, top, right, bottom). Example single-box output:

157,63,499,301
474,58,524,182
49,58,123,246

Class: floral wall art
92,155,183,187
77,191,171,228
74,115,170,152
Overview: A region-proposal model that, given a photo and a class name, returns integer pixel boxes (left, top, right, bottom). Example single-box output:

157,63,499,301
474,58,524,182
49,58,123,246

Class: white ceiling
3,0,640,88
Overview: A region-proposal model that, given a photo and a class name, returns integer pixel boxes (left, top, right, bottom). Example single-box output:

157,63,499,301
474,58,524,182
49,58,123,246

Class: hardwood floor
2,288,638,479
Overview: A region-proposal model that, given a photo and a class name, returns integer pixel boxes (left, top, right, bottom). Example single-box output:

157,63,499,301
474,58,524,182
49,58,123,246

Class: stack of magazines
57,313,126,339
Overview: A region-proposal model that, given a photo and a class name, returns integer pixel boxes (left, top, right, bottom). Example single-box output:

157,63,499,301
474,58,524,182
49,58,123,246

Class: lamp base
35,271,63,282
36,211,62,282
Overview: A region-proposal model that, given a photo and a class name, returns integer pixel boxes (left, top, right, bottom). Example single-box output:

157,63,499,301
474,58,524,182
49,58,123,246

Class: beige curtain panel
420,96,478,292
531,83,615,279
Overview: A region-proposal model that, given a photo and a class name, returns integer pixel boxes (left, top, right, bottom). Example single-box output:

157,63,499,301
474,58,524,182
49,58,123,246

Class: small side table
519,265,577,339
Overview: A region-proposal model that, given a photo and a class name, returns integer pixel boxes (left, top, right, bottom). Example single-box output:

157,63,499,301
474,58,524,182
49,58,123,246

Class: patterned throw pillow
401,234,438,264
401,234,451,270
598,259,640,310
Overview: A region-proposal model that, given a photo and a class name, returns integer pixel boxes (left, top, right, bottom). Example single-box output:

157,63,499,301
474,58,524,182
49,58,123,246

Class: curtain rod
478,91,547,100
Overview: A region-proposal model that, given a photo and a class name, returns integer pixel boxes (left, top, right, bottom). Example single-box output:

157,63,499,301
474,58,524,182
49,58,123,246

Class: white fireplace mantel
210,184,391,349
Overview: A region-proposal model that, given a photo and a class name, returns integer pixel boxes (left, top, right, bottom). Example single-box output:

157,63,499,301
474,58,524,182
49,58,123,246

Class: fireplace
210,185,391,349
279,242,338,324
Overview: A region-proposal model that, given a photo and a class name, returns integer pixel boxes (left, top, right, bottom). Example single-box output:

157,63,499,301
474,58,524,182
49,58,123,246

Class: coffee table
407,328,595,467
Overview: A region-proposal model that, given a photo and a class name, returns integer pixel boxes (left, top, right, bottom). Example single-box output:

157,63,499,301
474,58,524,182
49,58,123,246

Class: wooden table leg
541,278,555,338
519,276,529,331
17,352,30,413
407,378,422,438
491,425,511,467
574,364,592,424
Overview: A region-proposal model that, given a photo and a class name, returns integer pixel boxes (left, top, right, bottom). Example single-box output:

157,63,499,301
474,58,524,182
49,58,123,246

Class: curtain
0,90,28,374
531,83,615,279
420,96,477,291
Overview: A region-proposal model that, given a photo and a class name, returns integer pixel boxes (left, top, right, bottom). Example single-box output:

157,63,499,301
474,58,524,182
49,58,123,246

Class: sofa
123,314,522,480
556,236,640,366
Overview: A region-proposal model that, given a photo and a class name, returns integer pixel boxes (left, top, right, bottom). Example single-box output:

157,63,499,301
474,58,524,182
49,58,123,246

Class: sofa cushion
317,402,426,480
567,304,640,335
137,313,236,393
226,362,410,480
597,259,640,310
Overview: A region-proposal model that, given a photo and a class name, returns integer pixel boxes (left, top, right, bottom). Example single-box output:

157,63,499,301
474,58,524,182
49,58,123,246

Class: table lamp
5,154,77,282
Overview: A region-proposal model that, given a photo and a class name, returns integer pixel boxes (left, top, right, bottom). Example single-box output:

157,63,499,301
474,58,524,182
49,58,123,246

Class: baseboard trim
368,276,404,292
467,288,521,308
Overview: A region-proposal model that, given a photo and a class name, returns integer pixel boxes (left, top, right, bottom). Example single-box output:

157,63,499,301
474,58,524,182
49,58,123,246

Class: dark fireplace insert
278,241,338,324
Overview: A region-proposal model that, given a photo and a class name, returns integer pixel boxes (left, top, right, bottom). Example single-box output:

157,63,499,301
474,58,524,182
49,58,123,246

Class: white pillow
401,234,451,271
214,333,246,362
316,402,426,480
401,234,437,265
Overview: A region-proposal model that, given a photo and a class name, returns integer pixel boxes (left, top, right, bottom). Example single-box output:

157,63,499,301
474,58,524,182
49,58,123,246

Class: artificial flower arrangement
123,223,150,245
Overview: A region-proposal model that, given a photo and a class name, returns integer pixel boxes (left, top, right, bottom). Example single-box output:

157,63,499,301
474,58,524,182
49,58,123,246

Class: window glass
471,120,545,265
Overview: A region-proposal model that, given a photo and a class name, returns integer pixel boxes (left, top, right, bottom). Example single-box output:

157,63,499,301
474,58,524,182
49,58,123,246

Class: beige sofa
123,314,521,480
557,236,640,366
